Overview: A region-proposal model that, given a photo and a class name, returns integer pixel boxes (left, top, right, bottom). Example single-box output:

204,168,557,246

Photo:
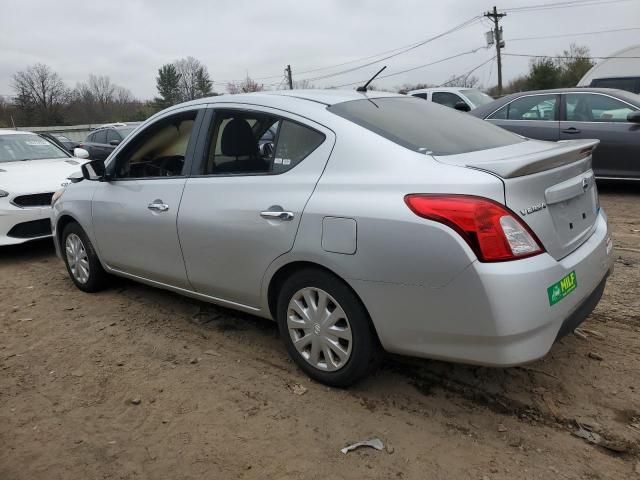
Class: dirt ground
1,184,639,480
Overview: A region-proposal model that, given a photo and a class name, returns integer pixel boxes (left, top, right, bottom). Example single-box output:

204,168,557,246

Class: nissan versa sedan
51,90,614,386
0,130,88,246
471,88,640,180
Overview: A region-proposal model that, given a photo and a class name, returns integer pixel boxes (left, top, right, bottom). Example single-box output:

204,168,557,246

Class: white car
0,130,88,246
407,87,494,111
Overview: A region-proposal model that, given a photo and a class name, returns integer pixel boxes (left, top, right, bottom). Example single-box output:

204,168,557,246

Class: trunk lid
434,139,600,260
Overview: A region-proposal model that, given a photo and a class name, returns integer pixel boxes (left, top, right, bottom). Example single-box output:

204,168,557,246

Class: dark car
39,132,79,153
80,125,135,161
471,88,640,180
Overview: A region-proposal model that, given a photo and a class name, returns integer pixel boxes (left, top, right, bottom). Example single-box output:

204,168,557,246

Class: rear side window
204,110,325,175
93,130,107,144
328,97,524,156
489,95,558,121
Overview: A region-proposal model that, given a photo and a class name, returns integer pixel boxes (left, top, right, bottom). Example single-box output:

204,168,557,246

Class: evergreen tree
155,64,181,108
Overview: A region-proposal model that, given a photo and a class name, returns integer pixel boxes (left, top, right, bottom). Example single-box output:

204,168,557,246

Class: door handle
562,127,581,134
260,210,294,221
148,201,170,212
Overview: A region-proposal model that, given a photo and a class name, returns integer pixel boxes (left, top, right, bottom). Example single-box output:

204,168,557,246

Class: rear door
178,105,335,308
486,93,561,141
560,92,640,179
92,107,204,288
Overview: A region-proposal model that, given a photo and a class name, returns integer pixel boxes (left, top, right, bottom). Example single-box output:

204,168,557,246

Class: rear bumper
0,201,53,246
351,210,613,366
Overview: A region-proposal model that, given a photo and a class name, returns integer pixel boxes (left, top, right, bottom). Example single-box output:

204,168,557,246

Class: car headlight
51,189,64,206
0,189,8,198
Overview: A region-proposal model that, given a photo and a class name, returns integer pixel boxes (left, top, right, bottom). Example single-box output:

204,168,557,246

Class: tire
277,268,381,387
61,222,108,293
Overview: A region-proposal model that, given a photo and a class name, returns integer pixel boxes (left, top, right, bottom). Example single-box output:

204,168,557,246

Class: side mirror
109,139,121,146
454,101,471,112
81,159,106,181
73,147,90,159
627,111,640,124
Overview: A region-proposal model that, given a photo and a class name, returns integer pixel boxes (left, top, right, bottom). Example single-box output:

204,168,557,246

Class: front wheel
62,222,108,292
277,268,380,387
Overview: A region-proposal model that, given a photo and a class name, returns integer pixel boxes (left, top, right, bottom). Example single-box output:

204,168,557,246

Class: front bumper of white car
0,194,54,246
351,210,614,366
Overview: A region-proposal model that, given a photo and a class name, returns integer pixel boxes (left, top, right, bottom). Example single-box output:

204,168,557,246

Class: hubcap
65,233,90,284
287,287,352,372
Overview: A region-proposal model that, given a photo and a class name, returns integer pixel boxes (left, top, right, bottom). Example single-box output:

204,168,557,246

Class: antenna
356,66,387,92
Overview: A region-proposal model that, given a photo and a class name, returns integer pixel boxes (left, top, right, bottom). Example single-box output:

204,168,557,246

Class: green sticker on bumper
547,271,577,306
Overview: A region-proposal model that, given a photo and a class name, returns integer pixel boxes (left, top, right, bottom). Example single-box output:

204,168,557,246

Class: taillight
404,194,544,262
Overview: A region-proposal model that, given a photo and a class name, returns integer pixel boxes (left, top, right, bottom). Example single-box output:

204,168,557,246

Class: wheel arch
266,260,381,343
56,214,80,246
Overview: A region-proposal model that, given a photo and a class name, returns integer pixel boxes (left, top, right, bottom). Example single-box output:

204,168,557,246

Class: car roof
0,129,33,136
471,87,640,119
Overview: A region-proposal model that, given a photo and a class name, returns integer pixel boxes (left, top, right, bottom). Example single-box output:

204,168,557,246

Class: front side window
565,93,634,122
328,97,523,156
204,110,324,175
489,94,557,121
590,77,638,93
113,110,197,179
0,134,68,162
432,92,465,108
411,93,428,100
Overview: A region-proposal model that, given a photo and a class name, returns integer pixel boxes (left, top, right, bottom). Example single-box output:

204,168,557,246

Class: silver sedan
52,90,614,386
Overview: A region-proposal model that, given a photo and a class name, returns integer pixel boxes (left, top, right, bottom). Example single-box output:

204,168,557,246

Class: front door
560,92,640,179
92,108,203,288
178,106,334,307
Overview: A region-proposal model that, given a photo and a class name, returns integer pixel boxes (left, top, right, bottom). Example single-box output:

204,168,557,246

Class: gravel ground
1,184,639,480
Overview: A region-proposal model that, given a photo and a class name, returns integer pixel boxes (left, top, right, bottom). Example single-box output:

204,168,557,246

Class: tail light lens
404,194,544,262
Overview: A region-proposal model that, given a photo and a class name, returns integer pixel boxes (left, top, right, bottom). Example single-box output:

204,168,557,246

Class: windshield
0,134,69,162
462,89,494,107
328,96,524,156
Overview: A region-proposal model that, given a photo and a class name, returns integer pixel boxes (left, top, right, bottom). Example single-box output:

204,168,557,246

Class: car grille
7,219,52,238
11,192,55,208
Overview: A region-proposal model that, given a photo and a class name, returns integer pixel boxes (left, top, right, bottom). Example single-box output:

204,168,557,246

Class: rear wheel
277,268,380,387
62,222,108,292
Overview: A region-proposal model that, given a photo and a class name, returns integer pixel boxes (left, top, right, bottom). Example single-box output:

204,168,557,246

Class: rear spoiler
465,139,599,179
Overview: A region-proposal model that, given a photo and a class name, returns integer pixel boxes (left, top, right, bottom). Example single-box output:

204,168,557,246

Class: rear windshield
328,96,524,156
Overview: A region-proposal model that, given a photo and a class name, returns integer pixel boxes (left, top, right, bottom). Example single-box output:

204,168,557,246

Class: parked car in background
39,132,80,154
53,91,614,386
0,130,88,246
407,87,494,111
471,88,640,180
80,125,136,161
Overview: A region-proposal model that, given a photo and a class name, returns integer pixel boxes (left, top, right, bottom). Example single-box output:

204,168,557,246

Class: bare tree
11,63,69,124
226,76,264,94
397,83,433,94
174,57,214,101
441,74,479,88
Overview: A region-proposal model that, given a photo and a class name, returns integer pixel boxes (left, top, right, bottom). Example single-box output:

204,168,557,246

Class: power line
503,53,640,59
436,57,497,87
504,0,635,13
508,25,640,41
331,49,491,88
221,15,481,84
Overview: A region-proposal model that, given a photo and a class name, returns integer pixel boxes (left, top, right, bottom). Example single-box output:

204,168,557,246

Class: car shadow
0,238,57,263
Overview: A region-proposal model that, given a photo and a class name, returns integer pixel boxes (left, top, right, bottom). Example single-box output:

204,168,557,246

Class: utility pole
484,6,506,95
285,65,293,90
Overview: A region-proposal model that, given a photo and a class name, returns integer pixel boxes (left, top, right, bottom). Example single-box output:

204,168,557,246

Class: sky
1,0,639,100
